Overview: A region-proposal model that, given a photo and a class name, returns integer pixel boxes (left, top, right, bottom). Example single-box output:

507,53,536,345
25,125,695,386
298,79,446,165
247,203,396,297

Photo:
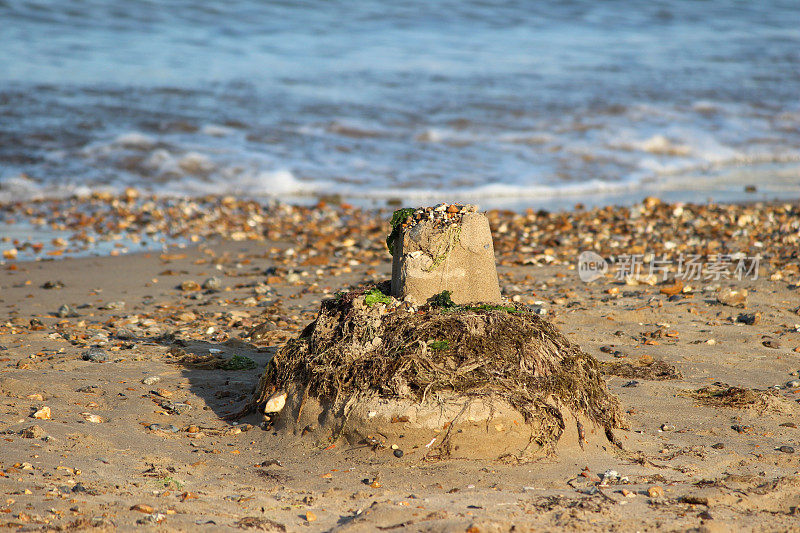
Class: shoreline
2,191,800,266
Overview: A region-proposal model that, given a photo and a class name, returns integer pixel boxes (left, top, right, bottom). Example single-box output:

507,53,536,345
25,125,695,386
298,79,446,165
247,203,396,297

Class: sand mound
245,284,624,461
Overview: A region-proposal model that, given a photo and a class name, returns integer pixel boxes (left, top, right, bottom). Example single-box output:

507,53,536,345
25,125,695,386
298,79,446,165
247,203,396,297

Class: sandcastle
242,204,623,461
389,204,502,305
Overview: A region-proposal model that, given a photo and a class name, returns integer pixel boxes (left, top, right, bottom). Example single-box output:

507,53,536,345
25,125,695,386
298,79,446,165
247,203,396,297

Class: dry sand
1,198,800,531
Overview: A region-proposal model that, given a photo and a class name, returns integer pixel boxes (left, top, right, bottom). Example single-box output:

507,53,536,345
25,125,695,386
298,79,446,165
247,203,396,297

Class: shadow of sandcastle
240,204,624,462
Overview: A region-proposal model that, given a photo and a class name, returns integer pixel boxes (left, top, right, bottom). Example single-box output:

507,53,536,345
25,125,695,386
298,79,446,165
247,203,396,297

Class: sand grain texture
1,198,800,531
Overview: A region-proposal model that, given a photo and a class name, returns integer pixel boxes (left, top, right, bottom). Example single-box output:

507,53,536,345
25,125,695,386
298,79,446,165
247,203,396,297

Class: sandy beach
2,195,800,531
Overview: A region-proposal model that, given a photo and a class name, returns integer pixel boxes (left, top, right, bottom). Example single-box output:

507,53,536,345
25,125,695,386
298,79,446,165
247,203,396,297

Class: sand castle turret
389,204,502,305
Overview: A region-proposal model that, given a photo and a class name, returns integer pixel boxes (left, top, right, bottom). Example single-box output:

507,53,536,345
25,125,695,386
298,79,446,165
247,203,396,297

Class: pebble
622,380,639,388
647,486,664,498
19,425,47,439
248,321,277,341
660,423,676,432
181,280,201,291
762,338,781,349
202,276,222,290
57,304,79,318
148,424,179,433
736,312,760,325
393,449,404,458
711,442,725,449
137,513,166,525
777,445,795,454
142,376,161,386
81,413,103,423
82,347,109,362
716,288,747,308
101,300,126,310
401,203,477,232
600,470,620,484
32,406,52,420
160,401,192,414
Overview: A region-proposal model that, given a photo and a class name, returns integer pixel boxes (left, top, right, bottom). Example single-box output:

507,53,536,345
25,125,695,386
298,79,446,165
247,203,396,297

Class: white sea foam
113,132,157,149
202,124,235,137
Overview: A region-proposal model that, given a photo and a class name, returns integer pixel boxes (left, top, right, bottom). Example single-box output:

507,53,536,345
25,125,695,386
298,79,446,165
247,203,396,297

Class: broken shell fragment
264,391,287,414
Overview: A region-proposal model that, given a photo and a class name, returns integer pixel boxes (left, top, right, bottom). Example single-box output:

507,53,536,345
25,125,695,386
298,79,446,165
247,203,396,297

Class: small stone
101,300,125,310
82,348,109,362
32,406,51,420
180,280,201,292
131,504,154,514
777,445,795,454
659,280,683,296
711,442,725,449
248,321,277,341
393,449,404,458
19,425,47,439
136,513,165,525
124,186,139,201
661,423,676,432
148,423,179,433
57,304,78,318
762,338,781,349
716,287,747,308
202,277,222,290
647,486,664,498
622,380,638,388
42,280,64,289
305,511,317,522
736,312,760,325
142,376,161,385
81,413,103,423
160,401,191,414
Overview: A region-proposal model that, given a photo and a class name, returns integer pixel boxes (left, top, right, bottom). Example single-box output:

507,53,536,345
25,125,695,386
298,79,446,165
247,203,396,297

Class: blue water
1,0,799,208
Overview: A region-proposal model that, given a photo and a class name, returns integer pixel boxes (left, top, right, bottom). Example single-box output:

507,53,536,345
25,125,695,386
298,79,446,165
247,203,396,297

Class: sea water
1,0,799,210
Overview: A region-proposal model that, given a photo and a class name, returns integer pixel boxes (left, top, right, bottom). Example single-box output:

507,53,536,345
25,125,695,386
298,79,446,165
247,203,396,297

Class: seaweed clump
385,208,415,255
246,284,624,458
692,382,764,408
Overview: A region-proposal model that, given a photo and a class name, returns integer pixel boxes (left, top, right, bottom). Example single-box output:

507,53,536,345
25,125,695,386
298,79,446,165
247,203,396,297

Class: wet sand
1,196,800,531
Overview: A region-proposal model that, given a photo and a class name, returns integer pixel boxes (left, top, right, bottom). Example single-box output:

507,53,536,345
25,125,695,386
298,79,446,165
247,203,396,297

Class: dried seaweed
692,382,762,408
600,359,681,381
245,285,623,452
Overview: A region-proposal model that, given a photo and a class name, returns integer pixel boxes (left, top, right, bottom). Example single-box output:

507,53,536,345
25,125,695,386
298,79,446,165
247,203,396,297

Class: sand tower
388,204,502,305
